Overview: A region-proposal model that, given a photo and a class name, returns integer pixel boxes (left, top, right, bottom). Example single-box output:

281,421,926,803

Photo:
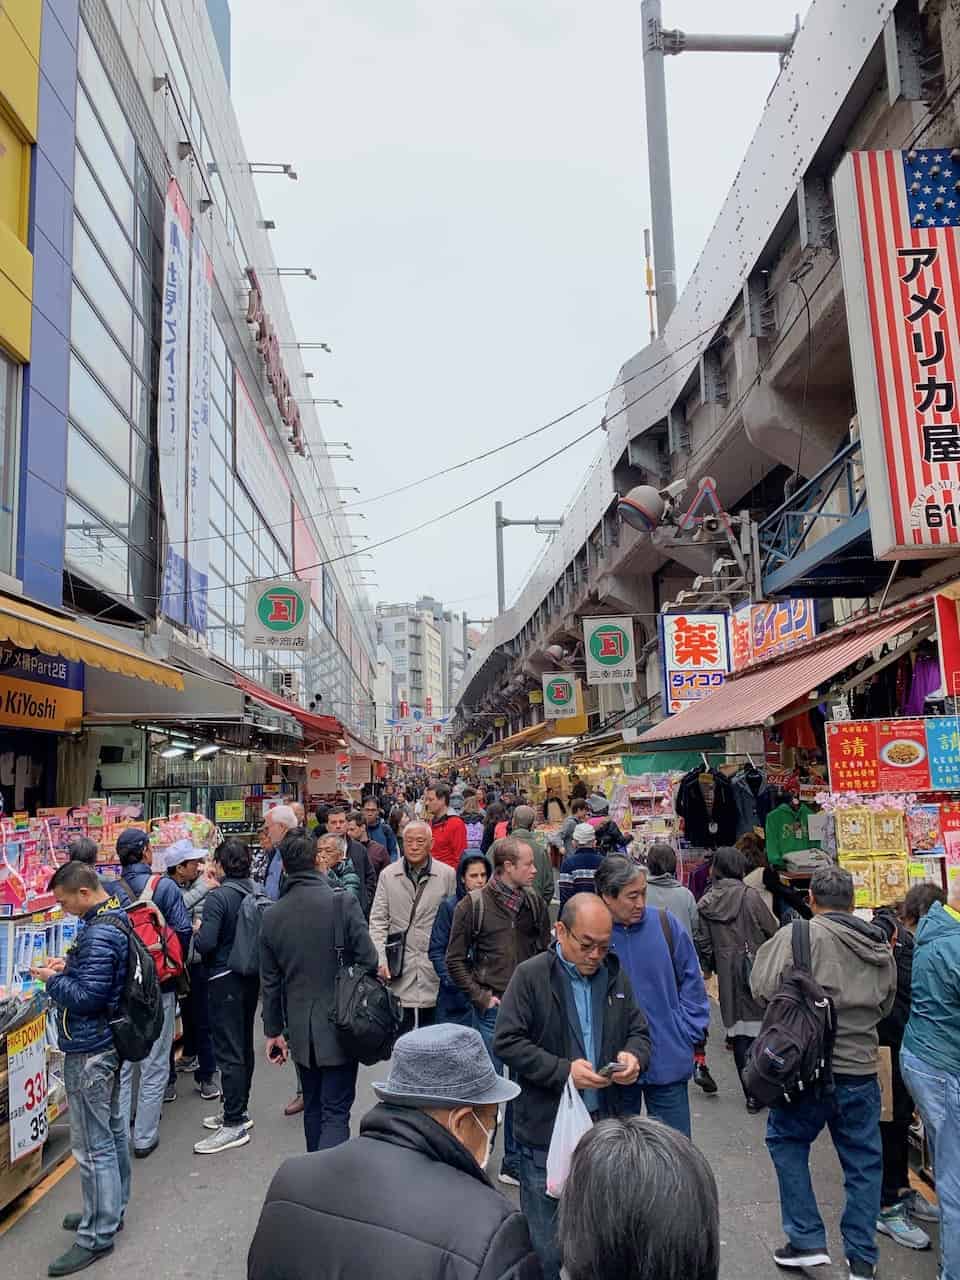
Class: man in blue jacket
33,861,129,1276
115,827,192,1158
362,795,399,862
596,855,710,1138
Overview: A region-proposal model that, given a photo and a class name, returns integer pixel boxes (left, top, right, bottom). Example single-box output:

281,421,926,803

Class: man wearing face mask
247,1024,540,1280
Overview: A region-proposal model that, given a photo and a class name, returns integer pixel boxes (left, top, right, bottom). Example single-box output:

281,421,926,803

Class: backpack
742,920,837,1108
100,916,165,1062
121,874,186,984
331,890,403,1065
464,818,484,850
223,882,272,977
469,885,546,944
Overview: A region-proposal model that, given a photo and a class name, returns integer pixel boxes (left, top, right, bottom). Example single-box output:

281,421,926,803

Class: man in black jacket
260,832,378,1152
493,894,651,1280
326,807,376,915
247,1023,540,1280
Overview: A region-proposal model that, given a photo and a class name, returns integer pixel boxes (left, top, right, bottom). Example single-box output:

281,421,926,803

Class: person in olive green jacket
510,806,555,906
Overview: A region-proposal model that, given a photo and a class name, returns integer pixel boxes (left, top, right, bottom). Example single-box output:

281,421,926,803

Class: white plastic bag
545,1076,594,1198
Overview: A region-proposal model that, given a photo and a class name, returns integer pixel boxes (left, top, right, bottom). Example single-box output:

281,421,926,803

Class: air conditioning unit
270,670,301,700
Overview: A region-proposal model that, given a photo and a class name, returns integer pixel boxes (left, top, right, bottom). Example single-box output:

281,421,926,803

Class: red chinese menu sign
827,717,955,793
826,723,880,793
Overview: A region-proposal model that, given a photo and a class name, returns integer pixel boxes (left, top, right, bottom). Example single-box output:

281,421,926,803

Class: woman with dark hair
695,846,778,1112
387,804,407,840
558,1116,719,1280
193,837,260,1155
480,802,507,855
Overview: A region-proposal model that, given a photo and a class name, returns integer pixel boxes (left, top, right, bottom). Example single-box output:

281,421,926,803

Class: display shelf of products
0,995,69,1213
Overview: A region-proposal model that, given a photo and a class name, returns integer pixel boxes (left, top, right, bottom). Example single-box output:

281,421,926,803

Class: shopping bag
545,1076,594,1198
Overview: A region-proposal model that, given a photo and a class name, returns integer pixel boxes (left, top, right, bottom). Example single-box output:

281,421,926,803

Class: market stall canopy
487,722,554,759
0,594,183,690
233,673,342,741
82,667,243,722
634,607,931,746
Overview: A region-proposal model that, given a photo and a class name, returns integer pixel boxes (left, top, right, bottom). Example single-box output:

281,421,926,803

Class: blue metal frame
758,440,868,595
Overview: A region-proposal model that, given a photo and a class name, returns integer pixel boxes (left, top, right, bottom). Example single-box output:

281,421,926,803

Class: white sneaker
193,1124,250,1155
202,1113,254,1132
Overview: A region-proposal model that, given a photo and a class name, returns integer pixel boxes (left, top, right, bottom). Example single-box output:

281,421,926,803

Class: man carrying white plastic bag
494,895,651,1280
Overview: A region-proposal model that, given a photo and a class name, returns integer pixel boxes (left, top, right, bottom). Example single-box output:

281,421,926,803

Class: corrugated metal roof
635,610,930,745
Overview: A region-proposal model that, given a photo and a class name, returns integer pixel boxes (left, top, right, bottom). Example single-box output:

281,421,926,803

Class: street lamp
291,399,343,407
280,342,332,353
262,267,317,280
249,162,298,180
494,502,563,613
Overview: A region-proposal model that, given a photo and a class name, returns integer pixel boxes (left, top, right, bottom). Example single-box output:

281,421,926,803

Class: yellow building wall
0,0,40,362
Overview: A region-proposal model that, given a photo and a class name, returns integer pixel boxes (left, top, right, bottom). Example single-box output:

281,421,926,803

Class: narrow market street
0,1006,942,1280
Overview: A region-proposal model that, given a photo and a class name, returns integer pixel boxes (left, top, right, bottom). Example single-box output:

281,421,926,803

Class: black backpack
331,890,403,1065
223,882,272,977
100,917,164,1062
742,919,836,1108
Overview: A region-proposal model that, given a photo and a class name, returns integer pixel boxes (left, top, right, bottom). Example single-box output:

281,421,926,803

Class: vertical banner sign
660,612,731,714
186,232,212,634
8,1013,48,1161
583,617,637,685
158,179,191,622
835,150,960,558
542,673,576,719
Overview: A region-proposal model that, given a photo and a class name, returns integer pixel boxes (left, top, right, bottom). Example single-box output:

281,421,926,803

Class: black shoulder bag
331,890,403,1065
384,874,429,980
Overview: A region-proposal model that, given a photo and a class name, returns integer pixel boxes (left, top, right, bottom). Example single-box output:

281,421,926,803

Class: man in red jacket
426,782,468,871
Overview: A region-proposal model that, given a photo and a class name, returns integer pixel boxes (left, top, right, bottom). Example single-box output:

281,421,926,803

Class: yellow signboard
214,800,245,823
0,673,82,731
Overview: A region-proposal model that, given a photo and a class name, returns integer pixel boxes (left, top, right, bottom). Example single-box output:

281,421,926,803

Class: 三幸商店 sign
835,149,960,559
0,645,83,732
826,716,960,793
244,579,310,650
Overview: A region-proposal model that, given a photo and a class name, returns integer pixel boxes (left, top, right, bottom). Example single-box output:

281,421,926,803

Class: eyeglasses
565,927,610,957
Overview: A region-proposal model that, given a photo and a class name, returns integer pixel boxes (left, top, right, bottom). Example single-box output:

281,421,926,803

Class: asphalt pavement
0,1005,943,1280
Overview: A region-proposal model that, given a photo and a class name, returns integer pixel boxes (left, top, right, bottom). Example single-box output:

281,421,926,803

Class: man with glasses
494,894,650,1280
260,805,299,901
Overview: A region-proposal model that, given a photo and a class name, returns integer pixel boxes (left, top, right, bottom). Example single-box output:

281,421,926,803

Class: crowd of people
26,770,958,1280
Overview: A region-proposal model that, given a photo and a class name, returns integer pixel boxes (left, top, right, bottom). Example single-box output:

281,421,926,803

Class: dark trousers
181,963,216,1082
880,1044,914,1208
299,1060,359,1152
620,1078,692,1138
732,1034,756,1100
399,1006,436,1035
517,1145,560,1280
208,972,259,1126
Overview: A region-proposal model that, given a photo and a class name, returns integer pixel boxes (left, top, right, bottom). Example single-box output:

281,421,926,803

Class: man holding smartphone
494,894,651,1280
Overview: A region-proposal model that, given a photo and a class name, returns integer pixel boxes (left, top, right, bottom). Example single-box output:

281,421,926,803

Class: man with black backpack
750,866,896,1280
115,827,192,1160
445,836,551,1187
35,863,131,1277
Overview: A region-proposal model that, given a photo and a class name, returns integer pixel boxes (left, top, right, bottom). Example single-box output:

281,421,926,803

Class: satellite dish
617,485,665,533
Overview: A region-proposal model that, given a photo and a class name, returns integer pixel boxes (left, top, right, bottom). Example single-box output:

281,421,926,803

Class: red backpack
121,874,186,984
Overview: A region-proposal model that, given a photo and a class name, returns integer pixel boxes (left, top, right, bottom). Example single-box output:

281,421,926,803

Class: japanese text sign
542,673,576,719
243,578,309,650
583,617,637,685
826,723,881,793
827,715,960,793
157,179,191,623
659,612,730,715
7,1013,47,1161
730,600,818,671
835,150,960,558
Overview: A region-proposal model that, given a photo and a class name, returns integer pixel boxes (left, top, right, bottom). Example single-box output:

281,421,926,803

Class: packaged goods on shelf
839,856,875,908
836,808,872,854
871,810,907,853
873,857,910,906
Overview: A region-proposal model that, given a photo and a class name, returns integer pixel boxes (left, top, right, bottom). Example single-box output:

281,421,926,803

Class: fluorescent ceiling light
160,746,187,759
194,744,221,759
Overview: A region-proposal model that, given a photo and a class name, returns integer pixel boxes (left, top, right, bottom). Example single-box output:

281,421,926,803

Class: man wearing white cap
164,841,220,1104
248,1024,540,1280
558,823,605,908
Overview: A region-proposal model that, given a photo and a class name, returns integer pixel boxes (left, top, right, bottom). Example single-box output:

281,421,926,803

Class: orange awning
234,674,343,740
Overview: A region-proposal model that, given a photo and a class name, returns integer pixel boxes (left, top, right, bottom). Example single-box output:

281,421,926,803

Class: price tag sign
214,800,244,823
7,1013,48,1161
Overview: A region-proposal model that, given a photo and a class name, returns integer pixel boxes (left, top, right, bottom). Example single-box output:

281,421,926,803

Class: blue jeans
299,1060,359,1152
517,1145,560,1280
64,1048,130,1250
765,1075,882,1267
473,1002,518,1170
901,1048,959,1280
619,1078,691,1138
119,989,176,1151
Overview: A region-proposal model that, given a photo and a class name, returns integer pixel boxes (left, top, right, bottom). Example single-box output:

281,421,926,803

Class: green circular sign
256,586,306,631
547,679,574,707
589,624,629,666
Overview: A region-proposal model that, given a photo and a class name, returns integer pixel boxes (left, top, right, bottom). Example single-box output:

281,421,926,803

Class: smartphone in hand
597,1061,622,1078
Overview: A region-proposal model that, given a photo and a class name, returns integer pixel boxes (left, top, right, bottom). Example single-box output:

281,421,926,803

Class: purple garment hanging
902,653,941,716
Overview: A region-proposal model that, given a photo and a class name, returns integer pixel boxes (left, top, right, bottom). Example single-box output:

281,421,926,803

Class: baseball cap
164,839,206,871
373,1024,519,1109
573,822,598,847
116,827,150,855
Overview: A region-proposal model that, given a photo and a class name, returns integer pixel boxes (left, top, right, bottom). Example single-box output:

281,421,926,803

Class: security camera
660,479,688,501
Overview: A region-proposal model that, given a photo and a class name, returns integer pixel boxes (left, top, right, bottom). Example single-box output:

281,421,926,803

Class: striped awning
634,608,930,746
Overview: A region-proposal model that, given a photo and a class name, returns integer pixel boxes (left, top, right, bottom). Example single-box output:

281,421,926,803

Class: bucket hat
373,1024,519,1109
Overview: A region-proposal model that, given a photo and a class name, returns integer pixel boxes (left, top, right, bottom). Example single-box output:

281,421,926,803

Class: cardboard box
0,1120,43,1211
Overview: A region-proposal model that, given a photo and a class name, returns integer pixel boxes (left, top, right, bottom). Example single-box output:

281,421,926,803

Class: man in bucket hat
248,1024,542,1280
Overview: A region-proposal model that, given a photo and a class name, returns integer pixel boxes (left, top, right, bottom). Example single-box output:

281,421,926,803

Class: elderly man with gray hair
370,821,456,1034
260,803,300,901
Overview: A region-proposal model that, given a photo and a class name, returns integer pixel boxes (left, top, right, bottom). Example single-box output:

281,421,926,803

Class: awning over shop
0,594,183,689
233,674,343,741
345,730,382,761
487,722,553,758
83,668,242,722
634,608,931,747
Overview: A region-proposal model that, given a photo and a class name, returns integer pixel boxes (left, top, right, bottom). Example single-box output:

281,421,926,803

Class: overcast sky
229,0,806,620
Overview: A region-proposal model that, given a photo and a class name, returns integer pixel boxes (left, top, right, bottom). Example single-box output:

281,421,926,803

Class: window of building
0,353,19,576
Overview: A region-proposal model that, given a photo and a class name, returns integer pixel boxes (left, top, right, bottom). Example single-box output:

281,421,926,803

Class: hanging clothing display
902,649,942,716
675,767,738,848
731,766,776,839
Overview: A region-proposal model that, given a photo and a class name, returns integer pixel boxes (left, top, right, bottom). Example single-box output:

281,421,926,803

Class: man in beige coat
369,821,456,1033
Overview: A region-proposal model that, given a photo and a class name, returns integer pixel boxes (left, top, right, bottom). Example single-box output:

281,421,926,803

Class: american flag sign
835,148,960,557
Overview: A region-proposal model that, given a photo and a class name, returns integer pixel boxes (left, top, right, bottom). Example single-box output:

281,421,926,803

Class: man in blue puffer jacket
115,827,192,1159
34,861,129,1277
